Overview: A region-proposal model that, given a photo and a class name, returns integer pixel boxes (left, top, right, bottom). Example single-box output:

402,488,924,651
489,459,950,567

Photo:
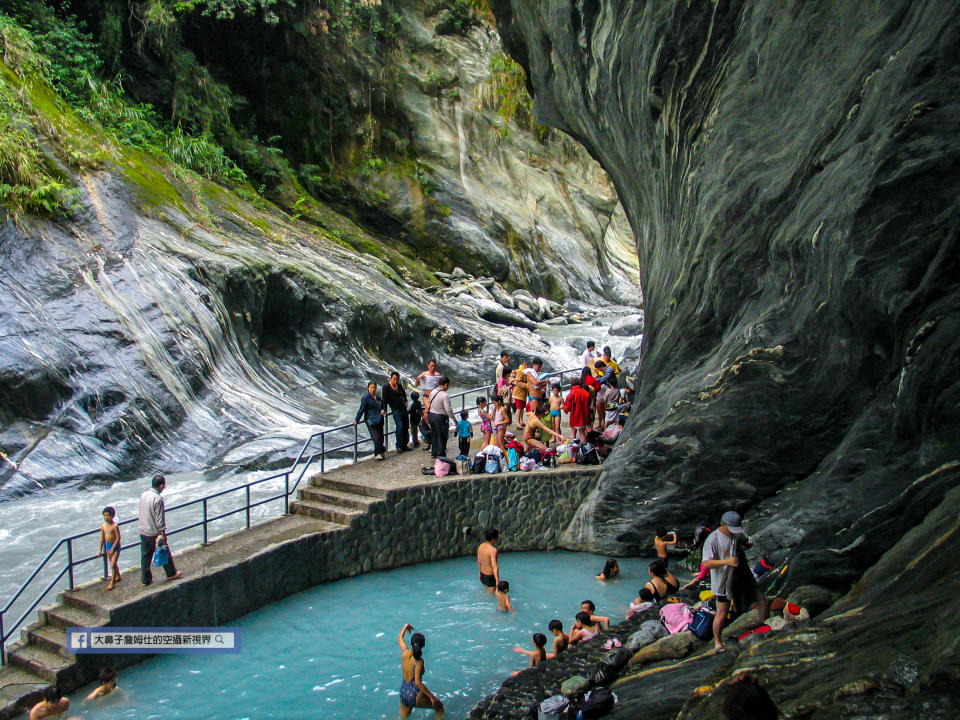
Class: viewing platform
0,437,601,719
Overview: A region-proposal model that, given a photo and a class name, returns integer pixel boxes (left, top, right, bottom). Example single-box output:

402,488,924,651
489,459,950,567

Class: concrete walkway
0,429,580,718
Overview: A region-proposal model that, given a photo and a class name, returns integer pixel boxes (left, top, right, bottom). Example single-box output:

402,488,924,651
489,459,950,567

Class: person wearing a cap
701,511,760,653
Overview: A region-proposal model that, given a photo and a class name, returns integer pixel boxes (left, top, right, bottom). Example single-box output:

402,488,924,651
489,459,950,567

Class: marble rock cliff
489,0,960,716
491,0,959,582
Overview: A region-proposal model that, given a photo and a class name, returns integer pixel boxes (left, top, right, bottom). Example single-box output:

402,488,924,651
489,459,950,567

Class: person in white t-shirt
581,341,598,368
522,358,548,414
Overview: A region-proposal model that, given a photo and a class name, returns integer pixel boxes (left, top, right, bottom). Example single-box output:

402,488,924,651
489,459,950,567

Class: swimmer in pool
496,580,516,615
477,528,500,593
397,624,444,718
28,687,72,720
85,667,118,700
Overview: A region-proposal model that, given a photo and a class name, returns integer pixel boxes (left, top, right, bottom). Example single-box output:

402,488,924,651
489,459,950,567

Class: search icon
215,634,224,644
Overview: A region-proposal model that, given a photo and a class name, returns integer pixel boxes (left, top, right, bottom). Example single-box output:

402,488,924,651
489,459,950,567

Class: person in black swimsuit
644,559,679,601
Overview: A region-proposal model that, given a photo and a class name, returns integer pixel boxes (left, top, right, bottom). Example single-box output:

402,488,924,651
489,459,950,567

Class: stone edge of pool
0,465,602,720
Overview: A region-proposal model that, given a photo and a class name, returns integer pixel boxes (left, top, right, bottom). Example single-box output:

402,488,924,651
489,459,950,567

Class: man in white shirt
425,376,458,458
138,474,182,585
581,341,598,367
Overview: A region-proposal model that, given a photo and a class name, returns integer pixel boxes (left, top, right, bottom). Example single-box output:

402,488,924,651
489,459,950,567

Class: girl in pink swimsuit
491,396,508,449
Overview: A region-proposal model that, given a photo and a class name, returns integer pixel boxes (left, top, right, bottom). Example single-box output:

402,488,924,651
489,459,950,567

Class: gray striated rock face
491,0,960,579
0,172,559,494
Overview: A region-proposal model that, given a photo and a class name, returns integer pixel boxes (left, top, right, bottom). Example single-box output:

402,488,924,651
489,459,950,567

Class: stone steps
4,641,73,685
309,475,390,498
21,625,69,660
289,499,364,525
298,485,381,510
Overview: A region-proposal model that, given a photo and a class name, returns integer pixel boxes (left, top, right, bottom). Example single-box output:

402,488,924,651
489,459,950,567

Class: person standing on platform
355,381,386,460
383,372,409,453
426,376,457,458
138,474,182,585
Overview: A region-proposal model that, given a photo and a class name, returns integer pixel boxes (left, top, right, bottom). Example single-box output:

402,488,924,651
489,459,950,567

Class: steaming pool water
68,551,661,720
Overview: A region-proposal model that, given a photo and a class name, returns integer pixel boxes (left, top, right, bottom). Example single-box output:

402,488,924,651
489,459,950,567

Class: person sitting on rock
512,632,547,673
569,611,602,645
580,600,610,629
626,587,656,618
523,406,566,450
644,559,680,601
547,619,569,657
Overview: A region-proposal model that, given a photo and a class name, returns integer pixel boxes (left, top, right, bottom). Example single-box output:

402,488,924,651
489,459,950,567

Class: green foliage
435,0,480,36
483,52,550,141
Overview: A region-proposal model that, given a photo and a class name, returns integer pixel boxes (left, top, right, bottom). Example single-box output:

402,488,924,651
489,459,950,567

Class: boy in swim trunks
548,385,563,434
547,619,569,658
98,506,121,590
477,528,500,593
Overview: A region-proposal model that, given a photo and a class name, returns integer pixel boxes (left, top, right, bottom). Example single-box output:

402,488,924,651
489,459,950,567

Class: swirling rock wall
489,0,960,587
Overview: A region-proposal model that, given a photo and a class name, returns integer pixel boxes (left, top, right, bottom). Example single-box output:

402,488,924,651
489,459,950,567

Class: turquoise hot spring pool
68,551,665,719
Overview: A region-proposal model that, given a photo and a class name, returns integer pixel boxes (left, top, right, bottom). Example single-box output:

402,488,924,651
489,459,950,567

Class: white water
0,317,638,638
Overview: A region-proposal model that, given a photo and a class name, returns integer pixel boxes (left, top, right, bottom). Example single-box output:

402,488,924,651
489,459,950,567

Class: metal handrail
0,367,580,663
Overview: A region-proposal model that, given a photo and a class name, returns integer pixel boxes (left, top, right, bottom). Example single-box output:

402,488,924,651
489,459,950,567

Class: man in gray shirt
425,376,458,459
701,510,744,653
138,474,182,585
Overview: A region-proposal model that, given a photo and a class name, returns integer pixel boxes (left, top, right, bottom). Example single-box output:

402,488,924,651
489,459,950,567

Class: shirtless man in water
477,528,500,593
29,687,72,720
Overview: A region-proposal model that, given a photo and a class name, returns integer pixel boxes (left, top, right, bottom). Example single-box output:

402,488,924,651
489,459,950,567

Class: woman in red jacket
563,378,592,443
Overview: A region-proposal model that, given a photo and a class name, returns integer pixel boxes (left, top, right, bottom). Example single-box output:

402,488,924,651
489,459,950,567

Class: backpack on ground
458,458,470,475
434,457,456,477
660,602,694,634
538,694,570,720
485,455,501,474
526,448,544,463
580,687,616,718
689,606,715,640
471,453,486,475
576,443,600,465
507,446,519,471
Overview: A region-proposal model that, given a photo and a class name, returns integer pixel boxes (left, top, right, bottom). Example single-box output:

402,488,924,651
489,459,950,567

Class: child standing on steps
98,506,122,590
456,410,473,460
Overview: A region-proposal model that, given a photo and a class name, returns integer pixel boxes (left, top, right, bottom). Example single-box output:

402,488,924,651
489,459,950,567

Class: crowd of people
353,343,633,465
396,510,786,719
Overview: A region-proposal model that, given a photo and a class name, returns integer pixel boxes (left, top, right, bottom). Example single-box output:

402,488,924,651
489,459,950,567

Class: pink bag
659,602,694,634
434,457,455,477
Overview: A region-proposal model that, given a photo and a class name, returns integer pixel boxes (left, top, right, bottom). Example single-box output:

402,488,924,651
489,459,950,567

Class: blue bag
689,607,715,640
506,447,519,472
484,456,501,474
152,543,170,567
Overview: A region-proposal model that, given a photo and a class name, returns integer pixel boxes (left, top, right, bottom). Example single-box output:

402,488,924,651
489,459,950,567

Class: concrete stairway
290,475,387,524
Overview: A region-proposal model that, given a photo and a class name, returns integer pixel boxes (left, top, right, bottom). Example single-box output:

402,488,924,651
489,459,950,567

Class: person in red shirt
563,378,592,443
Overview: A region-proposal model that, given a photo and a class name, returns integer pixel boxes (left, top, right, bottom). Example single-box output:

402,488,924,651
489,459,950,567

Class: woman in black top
383,372,409,453
355,381,386,460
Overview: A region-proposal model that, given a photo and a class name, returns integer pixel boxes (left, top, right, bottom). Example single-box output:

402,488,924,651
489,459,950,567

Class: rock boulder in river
608,313,644,337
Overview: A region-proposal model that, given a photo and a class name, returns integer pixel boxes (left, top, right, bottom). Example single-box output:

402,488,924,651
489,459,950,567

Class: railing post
245,486,251,529
284,473,290,515
320,434,325,474
0,611,5,665
202,499,208,545
66,540,74,591
102,548,108,579
353,423,359,463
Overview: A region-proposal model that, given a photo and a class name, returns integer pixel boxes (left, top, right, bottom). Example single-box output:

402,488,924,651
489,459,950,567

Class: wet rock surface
489,0,960,716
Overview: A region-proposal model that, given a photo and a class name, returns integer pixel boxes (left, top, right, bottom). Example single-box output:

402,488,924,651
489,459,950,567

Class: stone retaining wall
104,467,602,647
